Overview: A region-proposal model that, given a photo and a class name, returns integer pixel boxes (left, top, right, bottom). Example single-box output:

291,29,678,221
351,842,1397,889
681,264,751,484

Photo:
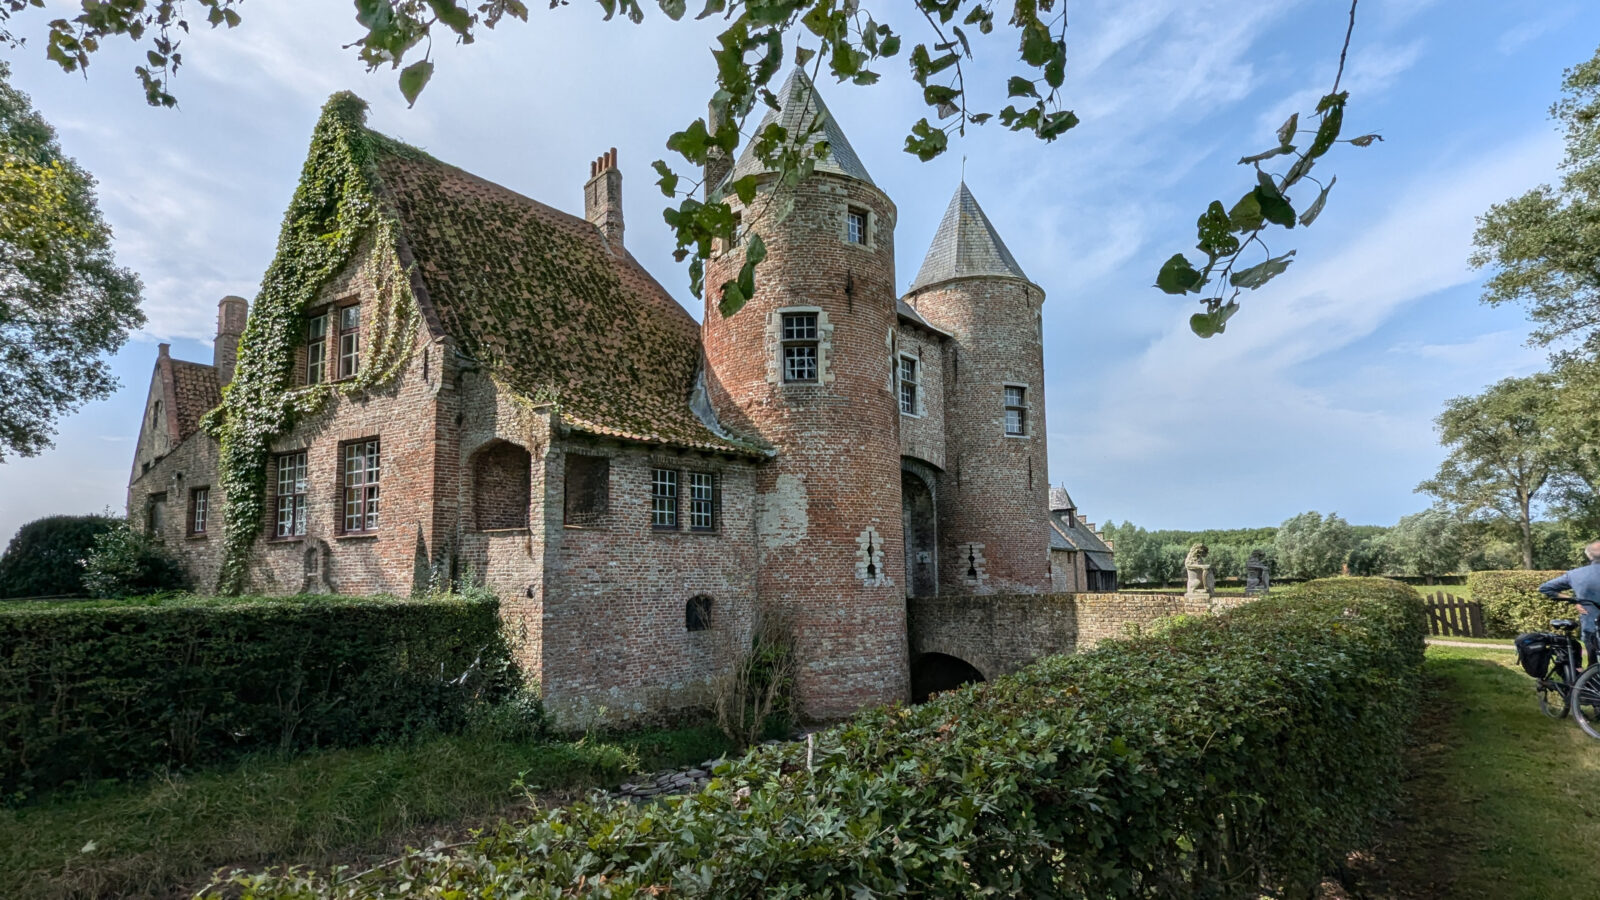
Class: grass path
1343,646,1600,898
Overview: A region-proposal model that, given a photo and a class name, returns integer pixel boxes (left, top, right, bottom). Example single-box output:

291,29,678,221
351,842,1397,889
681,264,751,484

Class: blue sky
0,0,1592,543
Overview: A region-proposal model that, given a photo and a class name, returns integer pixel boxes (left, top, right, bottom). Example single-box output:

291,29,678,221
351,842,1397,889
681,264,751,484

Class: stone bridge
905,592,1213,701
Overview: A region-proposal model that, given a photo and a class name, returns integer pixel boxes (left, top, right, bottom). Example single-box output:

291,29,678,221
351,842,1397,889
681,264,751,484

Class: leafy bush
0,514,118,599
0,594,515,802
1467,569,1570,636
81,520,189,597
211,578,1425,899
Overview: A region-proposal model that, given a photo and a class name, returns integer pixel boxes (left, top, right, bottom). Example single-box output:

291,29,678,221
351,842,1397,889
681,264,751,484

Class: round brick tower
702,70,908,718
904,183,1051,595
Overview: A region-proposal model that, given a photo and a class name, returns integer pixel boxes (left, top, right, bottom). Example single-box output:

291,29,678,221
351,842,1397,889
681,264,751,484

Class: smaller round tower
904,183,1051,594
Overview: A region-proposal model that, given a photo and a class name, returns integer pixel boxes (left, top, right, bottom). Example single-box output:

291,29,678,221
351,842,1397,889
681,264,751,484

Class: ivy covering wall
202,94,420,593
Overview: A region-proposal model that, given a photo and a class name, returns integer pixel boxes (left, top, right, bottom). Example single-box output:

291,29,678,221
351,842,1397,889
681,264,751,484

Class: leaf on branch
1277,112,1299,147
1298,176,1336,227
1239,145,1294,165
1230,251,1296,289
1157,253,1206,295
1007,76,1039,99
651,160,678,197
904,117,948,161
1190,301,1239,338
1309,92,1347,158
1196,201,1239,260
657,0,687,21
398,59,433,107
1228,191,1264,232
1349,133,1382,147
1253,175,1296,229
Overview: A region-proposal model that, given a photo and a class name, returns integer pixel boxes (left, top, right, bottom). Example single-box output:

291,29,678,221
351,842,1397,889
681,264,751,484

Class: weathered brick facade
129,75,1106,727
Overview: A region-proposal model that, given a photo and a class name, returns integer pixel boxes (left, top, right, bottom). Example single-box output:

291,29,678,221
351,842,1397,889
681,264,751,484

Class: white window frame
688,471,716,532
191,486,209,535
307,311,329,384
342,438,381,533
898,353,920,417
651,468,679,529
275,451,308,538
845,206,869,246
781,311,820,384
1004,384,1028,437
337,304,361,380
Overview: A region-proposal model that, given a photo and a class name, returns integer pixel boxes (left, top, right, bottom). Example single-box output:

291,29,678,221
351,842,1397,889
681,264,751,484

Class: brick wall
128,429,225,590
897,323,946,469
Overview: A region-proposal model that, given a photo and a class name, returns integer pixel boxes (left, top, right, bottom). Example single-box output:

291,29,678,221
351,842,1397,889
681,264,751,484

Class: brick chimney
705,102,732,200
584,148,624,250
214,295,249,385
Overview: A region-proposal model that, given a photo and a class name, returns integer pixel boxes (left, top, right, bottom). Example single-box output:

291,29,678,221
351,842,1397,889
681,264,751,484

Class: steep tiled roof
168,359,221,440
723,69,874,187
1048,508,1117,571
907,182,1030,294
364,133,762,456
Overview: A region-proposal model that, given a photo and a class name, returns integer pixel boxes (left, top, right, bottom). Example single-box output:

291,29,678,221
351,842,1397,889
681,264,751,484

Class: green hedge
1466,570,1568,637
0,515,118,599
0,595,514,802
214,578,1425,899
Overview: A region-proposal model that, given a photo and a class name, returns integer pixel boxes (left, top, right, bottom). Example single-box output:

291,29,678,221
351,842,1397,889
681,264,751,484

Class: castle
127,72,1114,725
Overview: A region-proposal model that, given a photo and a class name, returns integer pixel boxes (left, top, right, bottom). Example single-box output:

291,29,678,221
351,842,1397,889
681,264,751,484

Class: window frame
845,206,869,246
274,450,308,539
650,467,679,530
340,438,381,535
780,311,820,384
687,471,718,532
337,303,361,380
1004,384,1028,437
306,309,329,385
898,353,920,417
189,486,209,536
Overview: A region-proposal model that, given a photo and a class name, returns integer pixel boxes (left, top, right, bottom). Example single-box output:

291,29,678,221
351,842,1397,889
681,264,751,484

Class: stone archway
910,652,986,703
902,468,937,598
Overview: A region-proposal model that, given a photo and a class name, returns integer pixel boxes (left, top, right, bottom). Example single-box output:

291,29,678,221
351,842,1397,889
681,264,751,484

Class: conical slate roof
722,69,874,187
907,182,1030,293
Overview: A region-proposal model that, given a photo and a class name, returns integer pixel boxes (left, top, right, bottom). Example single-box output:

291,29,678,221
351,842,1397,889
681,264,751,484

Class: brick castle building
128,72,1111,725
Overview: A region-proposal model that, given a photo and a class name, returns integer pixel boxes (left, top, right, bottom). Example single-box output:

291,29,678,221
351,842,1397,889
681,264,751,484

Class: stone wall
897,322,946,470
907,591,1211,684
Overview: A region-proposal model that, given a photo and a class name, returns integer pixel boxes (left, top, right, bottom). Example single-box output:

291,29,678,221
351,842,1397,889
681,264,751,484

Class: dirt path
1425,639,1514,650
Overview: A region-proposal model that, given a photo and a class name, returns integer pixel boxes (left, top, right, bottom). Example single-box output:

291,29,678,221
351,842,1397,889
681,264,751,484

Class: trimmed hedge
0,595,514,802
214,578,1425,899
1467,570,1568,637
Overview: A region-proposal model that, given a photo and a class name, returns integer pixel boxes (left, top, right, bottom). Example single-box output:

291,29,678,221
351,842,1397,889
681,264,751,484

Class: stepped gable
167,359,221,440
907,182,1030,294
722,68,874,187
361,130,761,456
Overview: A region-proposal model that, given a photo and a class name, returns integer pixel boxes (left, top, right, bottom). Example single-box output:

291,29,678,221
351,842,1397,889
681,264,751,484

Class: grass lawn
1412,582,1470,600
1345,645,1600,898
0,725,730,900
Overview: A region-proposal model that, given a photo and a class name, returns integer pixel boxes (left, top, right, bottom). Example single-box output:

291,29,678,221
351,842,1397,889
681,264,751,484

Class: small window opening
846,207,868,245
686,595,712,631
967,545,978,579
563,454,610,527
190,486,209,535
688,471,717,532
651,468,679,529
865,532,877,579
147,492,168,538
1004,385,1027,436
781,312,819,383
307,310,329,384
899,355,919,416
337,304,360,379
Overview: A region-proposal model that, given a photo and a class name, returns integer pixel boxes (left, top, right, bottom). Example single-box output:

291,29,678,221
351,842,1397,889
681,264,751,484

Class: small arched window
685,595,712,632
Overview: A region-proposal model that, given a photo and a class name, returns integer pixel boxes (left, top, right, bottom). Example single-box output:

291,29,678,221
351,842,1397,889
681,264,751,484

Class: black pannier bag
1516,633,1554,678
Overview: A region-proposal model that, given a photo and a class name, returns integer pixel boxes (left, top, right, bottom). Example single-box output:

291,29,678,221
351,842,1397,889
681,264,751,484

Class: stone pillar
1245,550,1271,597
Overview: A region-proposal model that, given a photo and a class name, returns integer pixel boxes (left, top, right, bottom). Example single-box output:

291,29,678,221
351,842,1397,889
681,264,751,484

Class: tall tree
1418,375,1561,569
1382,509,1465,581
1472,45,1600,354
0,62,143,460
1273,511,1356,580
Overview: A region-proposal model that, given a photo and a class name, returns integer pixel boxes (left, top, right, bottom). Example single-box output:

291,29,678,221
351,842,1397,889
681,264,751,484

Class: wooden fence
1424,592,1485,638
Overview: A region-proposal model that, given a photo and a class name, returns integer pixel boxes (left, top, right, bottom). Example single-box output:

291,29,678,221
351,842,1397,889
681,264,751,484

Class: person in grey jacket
1538,540,1600,664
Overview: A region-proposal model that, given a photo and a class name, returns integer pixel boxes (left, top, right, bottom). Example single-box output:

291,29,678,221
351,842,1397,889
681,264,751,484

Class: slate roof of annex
907,182,1031,294
722,69,874,187
364,131,763,456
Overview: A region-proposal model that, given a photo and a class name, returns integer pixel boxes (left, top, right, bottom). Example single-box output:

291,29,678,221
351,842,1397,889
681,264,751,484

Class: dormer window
846,207,868,245
337,304,360,379
781,312,819,383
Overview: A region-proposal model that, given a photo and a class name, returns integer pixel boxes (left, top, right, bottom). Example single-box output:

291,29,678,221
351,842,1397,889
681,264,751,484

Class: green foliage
202,94,420,594
210,578,1425,898
0,593,513,803
80,520,188,598
1418,374,1561,569
1101,520,1277,585
1383,509,1467,578
0,60,144,459
1468,569,1573,637
1274,510,1357,579
0,514,118,599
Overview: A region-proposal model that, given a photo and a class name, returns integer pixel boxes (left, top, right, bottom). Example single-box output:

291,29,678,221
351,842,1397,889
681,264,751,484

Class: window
651,468,678,529
781,312,819,383
688,472,716,531
342,439,381,533
275,451,308,537
846,207,868,245
899,355,919,416
564,454,610,527
1005,385,1027,436
151,400,162,431
306,311,329,384
147,492,168,537
337,304,360,379
686,595,712,632
190,487,209,535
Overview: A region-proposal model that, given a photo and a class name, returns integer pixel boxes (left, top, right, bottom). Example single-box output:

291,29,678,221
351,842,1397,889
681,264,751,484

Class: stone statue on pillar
1245,549,1271,597
1184,542,1214,601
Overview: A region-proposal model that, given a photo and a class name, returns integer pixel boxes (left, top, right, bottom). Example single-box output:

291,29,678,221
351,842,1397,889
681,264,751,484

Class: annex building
127,71,1115,725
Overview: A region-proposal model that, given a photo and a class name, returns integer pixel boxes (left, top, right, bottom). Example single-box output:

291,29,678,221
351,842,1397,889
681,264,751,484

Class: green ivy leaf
1230,251,1296,289
651,160,678,198
398,59,434,108
1156,254,1205,295
729,174,759,205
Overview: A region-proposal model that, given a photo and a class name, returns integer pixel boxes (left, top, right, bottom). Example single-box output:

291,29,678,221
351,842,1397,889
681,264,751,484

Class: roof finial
961,154,967,184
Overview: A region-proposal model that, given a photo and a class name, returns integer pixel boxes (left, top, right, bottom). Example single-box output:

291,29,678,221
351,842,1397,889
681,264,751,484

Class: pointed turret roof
907,182,1030,294
722,69,874,187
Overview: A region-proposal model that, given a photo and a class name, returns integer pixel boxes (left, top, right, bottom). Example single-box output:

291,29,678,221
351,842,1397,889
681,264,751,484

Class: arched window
472,440,532,530
685,595,712,632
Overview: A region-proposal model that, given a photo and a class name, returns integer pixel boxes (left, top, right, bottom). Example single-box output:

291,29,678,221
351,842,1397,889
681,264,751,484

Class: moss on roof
361,128,760,455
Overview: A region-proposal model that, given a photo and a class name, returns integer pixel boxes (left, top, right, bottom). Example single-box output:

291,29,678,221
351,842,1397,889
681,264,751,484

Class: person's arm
1538,572,1572,600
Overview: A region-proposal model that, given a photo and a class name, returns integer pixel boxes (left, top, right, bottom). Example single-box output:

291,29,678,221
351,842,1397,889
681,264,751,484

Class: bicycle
1514,619,1586,719
1570,648,1600,739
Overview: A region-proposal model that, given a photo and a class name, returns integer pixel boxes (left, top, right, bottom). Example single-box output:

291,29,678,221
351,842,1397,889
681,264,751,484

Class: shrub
0,594,515,802
211,578,1425,899
1468,569,1570,636
0,514,118,598
712,613,796,749
81,520,189,597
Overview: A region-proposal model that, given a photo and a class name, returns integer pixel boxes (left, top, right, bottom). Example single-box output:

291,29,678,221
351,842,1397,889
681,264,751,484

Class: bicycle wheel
1572,665,1600,740
1539,665,1571,719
